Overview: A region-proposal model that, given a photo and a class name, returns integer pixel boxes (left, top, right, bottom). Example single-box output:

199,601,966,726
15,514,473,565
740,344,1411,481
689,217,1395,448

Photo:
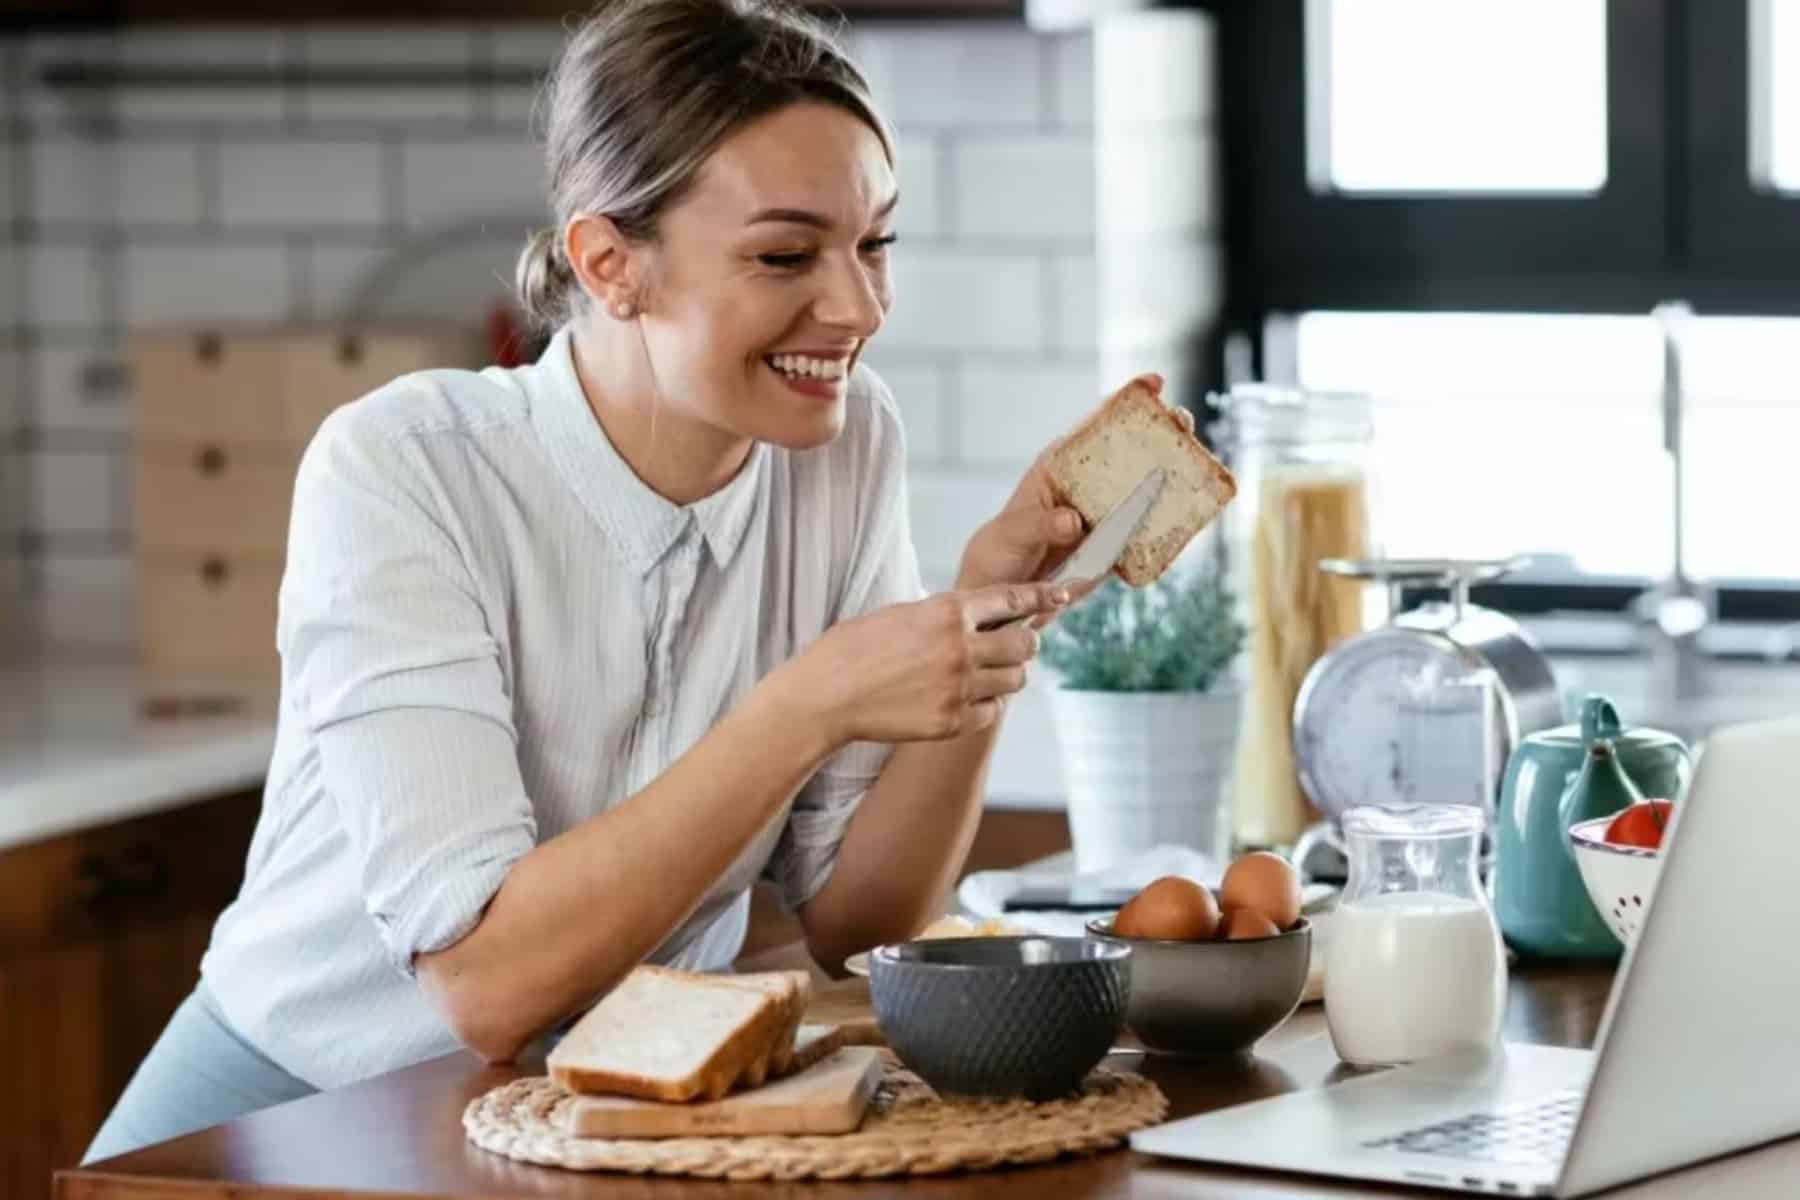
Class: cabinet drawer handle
200,557,231,587
195,445,228,476
77,844,171,916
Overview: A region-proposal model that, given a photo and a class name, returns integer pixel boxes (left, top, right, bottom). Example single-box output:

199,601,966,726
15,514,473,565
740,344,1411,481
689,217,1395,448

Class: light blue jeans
82,983,316,1164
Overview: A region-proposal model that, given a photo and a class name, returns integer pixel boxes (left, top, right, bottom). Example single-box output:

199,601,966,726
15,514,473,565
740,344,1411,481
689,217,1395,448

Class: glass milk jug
1323,804,1507,1068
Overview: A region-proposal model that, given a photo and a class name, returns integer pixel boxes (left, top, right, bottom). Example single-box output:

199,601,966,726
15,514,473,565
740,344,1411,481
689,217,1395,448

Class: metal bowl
1085,917,1311,1056
867,936,1131,1100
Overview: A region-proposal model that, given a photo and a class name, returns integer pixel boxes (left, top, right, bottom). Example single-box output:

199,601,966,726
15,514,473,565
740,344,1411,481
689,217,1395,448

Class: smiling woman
81,0,1101,1167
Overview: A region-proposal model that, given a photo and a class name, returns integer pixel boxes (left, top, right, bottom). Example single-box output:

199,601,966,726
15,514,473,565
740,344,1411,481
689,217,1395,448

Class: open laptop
1130,714,1800,1196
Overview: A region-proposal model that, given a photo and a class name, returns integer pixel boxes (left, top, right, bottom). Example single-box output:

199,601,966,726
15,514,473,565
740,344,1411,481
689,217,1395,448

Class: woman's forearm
417,665,834,1062
799,717,1001,972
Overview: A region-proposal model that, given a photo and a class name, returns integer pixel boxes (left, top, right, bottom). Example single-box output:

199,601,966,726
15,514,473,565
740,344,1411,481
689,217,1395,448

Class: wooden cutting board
806,981,884,1046
561,1046,883,1139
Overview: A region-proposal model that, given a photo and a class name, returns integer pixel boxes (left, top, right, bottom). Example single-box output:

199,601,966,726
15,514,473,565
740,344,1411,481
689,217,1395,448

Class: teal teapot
1492,694,1691,959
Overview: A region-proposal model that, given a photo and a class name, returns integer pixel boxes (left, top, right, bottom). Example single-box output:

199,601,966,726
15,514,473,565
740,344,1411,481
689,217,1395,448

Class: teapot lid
1525,693,1688,753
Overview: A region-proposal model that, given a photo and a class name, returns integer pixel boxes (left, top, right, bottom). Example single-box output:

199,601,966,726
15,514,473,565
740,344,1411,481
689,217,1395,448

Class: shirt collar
527,325,766,576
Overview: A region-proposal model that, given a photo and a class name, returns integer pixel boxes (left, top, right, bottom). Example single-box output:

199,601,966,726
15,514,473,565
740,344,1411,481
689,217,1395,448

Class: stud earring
612,299,636,320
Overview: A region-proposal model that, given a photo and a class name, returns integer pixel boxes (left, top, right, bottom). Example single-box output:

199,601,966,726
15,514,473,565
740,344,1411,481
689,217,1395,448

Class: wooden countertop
54,960,1800,1199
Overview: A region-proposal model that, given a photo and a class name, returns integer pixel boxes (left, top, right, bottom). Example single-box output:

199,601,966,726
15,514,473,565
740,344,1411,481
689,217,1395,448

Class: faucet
1636,302,1711,710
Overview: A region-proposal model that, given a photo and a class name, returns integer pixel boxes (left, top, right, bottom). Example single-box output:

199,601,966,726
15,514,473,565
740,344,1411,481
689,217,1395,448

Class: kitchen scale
1289,557,1564,882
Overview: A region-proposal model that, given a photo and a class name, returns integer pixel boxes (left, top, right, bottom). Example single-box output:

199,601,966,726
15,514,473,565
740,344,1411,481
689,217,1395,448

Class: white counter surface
0,662,276,852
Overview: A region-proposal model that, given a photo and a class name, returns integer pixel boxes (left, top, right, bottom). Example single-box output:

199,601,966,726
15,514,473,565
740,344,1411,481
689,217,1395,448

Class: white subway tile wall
4,56,24,653
1094,9,1214,127
1,132,17,229
1101,237,1223,354
30,139,114,228
399,138,547,229
220,141,384,228
906,469,1019,574
1097,129,1216,238
858,354,951,463
119,141,209,228
950,133,1095,240
7,19,1219,805
1049,254,1099,353
33,343,130,435
121,244,292,326
1095,11,1220,399
955,360,1100,468
118,28,288,126
0,349,20,444
20,33,117,128
30,448,118,539
1047,33,1093,129
491,24,566,70
891,136,943,239
298,26,479,126
490,25,561,129
851,27,1044,129
883,250,1046,354
38,552,133,650
28,243,106,329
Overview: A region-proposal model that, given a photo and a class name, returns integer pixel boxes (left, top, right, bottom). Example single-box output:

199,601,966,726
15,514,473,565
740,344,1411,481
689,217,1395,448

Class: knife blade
1048,466,1167,588
977,467,1169,633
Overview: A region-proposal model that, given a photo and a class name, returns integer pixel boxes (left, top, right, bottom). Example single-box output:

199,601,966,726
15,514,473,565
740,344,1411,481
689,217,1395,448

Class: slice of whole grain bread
1046,374,1237,585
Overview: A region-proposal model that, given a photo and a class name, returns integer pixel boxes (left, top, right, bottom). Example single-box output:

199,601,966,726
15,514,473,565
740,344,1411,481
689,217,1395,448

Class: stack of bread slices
547,965,836,1101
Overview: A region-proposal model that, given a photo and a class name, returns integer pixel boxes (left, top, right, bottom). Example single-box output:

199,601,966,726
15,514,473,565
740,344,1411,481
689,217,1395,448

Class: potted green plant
1040,566,1246,873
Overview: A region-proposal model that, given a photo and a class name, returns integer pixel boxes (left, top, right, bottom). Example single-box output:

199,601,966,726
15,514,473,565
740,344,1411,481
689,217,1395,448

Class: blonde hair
515,0,892,331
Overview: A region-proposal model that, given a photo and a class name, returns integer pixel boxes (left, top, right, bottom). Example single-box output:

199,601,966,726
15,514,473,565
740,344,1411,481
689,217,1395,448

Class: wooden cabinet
0,792,261,1200
128,326,482,702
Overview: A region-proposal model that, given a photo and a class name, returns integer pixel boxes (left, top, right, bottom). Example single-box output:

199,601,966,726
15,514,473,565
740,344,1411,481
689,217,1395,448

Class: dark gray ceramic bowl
1085,917,1310,1056
867,936,1131,1101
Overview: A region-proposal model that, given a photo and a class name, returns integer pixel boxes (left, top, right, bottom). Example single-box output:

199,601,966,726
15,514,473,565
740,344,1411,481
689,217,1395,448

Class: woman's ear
566,213,643,320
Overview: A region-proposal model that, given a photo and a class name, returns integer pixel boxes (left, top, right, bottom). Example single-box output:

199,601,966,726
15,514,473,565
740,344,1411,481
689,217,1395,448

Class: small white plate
840,914,1035,977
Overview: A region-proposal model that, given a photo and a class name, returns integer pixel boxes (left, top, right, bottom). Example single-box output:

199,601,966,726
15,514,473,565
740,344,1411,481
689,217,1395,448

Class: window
1751,0,1800,191
1309,0,1609,195
1219,0,1665,316
1215,0,1800,620
1290,312,1666,578
1290,311,1786,583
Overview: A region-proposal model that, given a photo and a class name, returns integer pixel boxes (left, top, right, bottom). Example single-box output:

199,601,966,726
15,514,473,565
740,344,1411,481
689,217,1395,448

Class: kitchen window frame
1209,0,1800,627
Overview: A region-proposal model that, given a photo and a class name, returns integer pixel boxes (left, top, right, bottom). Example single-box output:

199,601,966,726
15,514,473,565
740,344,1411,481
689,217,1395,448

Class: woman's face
635,101,897,450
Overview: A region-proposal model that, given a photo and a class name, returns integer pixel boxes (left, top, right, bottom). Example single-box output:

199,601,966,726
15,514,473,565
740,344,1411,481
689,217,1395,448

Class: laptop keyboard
1362,1088,1584,1167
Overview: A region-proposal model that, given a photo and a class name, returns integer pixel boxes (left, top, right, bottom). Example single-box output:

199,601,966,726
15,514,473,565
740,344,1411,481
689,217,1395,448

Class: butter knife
1047,465,1167,588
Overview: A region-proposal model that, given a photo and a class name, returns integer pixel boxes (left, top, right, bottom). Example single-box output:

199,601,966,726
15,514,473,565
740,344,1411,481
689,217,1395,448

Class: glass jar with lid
1207,384,1376,852
1323,803,1508,1068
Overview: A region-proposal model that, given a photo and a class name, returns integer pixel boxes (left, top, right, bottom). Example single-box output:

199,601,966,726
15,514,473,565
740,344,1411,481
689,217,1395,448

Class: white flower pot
1048,687,1241,874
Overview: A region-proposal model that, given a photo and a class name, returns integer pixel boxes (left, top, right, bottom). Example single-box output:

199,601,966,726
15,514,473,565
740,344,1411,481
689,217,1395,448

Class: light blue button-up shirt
201,327,923,1089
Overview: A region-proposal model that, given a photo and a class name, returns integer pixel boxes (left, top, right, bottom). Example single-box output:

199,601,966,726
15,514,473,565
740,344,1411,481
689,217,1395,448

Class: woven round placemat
462,1052,1168,1181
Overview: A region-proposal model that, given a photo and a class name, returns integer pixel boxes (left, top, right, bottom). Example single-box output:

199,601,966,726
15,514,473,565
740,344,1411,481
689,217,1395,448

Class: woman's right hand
794,582,1070,745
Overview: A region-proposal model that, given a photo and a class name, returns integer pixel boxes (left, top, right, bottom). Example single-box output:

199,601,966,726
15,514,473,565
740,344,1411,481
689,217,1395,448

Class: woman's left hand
955,440,1088,594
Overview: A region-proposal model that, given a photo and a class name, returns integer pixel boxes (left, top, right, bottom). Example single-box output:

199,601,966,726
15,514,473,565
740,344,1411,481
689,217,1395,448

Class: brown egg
1216,906,1281,940
1219,851,1303,930
1111,876,1220,941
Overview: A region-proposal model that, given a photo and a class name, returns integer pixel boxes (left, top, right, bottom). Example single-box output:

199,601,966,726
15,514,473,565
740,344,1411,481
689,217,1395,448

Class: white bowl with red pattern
1568,814,1665,948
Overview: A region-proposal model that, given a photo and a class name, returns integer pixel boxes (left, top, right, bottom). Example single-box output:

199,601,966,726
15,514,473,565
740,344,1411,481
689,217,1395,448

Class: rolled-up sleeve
763,379,926,913
281,404,536,977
